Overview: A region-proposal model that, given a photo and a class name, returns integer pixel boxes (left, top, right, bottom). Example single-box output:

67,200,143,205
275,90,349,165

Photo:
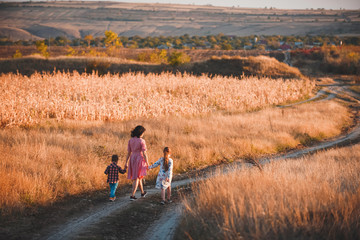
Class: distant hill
0,1,359,40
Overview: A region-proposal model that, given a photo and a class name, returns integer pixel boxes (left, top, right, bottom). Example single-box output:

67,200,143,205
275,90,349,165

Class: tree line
1,31,360,50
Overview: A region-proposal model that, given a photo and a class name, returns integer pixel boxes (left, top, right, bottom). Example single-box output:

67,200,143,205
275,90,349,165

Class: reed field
0,71,352,215
177,144,360,240
0,99,350,215
0,71,312,128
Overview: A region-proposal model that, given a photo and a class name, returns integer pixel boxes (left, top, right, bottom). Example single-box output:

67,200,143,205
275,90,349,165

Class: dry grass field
0,68,352,215
0,100,350,215
177,144,360,240
0,71,308,128
0,1,359,39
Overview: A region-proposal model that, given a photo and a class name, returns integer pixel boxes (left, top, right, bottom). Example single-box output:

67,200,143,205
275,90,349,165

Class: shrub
138,50,168,64
85,60,111,75
12,50,22,58
66,46,77,56
168,51,191,66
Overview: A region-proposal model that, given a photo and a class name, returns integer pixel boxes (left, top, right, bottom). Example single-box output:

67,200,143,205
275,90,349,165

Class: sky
112,0,360,10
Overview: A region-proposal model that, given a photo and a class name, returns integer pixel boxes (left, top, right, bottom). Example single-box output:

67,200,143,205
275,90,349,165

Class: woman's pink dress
127,137,148,180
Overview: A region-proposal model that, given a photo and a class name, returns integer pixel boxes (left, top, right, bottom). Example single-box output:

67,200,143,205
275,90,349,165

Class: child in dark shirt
104,155,126,202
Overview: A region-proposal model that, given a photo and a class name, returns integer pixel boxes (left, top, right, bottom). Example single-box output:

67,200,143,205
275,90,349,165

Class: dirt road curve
43,78,360,240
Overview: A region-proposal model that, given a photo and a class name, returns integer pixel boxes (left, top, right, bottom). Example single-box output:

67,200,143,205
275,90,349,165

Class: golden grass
178,144,360,240
0,71,313,127
0,99,351,215
0,71,352,215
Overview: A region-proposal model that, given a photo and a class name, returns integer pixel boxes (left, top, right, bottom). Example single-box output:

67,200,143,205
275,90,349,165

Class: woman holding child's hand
125,125,149,201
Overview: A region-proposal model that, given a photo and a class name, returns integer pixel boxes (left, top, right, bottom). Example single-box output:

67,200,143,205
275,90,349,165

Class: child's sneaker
167,199,172,203
160,200,166,205
109,197,113,202
130,196,137,201
141,191,147,198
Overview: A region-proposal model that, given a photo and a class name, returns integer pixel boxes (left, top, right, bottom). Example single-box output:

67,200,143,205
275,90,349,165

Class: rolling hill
0,1,359,40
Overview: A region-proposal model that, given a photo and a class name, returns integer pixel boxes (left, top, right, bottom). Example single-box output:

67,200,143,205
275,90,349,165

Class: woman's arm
124,151,131,169
125,140,131,169
143,150,149,166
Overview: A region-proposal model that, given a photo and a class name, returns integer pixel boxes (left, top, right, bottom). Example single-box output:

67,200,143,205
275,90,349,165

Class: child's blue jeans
109,182,118,198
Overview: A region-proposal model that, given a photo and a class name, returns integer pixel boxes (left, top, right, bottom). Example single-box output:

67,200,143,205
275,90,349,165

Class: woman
124,125,149,200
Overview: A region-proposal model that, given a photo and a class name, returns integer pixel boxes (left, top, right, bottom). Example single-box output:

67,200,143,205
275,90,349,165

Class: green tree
104,30,122,48
221,42,232,50
151,49,168,64
36,40,50,58
84,35,93,48
104,30,123,56
54,36,69,46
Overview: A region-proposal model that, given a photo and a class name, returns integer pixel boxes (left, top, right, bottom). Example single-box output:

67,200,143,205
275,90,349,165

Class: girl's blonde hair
163,147,170,171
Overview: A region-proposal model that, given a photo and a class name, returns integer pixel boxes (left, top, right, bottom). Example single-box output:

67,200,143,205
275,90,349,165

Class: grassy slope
0,55,302,78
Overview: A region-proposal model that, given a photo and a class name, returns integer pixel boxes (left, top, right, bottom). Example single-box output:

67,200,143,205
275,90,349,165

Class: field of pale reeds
177,144,360,240
0,98,351,215
0,71,353,216
0,71,313,128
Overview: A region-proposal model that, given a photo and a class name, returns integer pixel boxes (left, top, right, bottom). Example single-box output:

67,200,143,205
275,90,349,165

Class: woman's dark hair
131,125,146,138
111,155,119,162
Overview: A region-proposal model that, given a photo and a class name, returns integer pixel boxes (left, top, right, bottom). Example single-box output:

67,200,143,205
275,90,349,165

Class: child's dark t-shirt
104,163,126,183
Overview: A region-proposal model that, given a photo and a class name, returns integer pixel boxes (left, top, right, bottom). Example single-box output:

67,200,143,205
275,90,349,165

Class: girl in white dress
148,147,173,205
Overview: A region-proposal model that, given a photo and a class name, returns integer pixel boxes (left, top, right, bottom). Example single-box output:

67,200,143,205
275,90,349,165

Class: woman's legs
131,179,139,197
138,178,145,194
131,178,145,197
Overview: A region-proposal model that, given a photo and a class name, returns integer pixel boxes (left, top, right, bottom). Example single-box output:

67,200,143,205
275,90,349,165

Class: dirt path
42,78,360,240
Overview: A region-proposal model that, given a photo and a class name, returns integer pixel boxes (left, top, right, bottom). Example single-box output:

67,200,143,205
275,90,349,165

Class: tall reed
0,71,314,127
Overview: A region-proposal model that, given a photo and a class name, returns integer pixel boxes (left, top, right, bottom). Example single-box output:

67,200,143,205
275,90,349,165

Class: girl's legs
166,186,171,201
161,189,166,201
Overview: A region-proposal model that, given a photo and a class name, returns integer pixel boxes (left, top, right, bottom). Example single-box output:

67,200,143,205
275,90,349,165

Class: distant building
258,39,268,45
157,44,173,49
244,45,253,50
294,41,303,48
280,43,291,50
183,43,195,49
304,44,315,49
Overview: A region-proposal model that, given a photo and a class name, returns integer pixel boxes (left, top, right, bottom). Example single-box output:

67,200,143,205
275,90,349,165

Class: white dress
148,157,173,190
